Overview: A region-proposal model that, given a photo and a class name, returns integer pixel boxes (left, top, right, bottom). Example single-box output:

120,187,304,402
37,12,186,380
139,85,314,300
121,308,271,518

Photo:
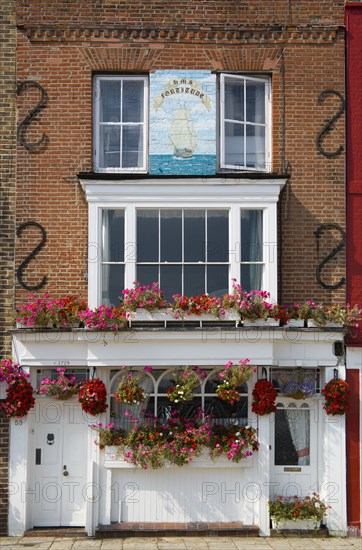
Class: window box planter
242,318,279,327
271,518,320,531
286,319,305,328
129,308,240,326
103,447,253,469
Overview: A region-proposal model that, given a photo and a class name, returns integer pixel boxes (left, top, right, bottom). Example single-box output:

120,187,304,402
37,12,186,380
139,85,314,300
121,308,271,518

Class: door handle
63,465,69,477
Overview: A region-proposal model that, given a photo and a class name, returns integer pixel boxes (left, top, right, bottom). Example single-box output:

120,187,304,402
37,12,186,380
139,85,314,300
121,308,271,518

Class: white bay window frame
81,178,285,308
220,74,271,172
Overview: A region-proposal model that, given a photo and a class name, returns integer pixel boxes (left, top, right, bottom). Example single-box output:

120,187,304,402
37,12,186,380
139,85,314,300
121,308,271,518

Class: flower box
243,318,279,327
271,518,320,530
286,319,305,328
103,447,253,469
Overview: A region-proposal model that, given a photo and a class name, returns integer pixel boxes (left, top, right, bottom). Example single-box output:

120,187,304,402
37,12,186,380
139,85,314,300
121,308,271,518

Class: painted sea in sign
149,154,216,176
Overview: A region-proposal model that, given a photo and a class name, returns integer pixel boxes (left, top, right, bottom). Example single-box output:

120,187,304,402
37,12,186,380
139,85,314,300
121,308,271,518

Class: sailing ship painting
170,107,196,160
149,70,216,175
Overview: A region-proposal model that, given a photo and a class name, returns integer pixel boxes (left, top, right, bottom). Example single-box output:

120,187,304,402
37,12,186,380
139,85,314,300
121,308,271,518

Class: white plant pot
271,518,320,530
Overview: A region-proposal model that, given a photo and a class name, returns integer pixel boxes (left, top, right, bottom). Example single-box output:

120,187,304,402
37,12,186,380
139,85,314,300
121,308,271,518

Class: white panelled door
33,400,88,527
270,400,318,499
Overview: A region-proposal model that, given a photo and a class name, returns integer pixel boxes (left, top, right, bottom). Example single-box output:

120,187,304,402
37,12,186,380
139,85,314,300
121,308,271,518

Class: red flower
251,380,277,416
78,378,108,415
322,378,349,416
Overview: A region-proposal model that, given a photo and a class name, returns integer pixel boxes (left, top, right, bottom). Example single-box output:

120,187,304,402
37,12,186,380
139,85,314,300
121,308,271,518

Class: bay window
100,205,267,305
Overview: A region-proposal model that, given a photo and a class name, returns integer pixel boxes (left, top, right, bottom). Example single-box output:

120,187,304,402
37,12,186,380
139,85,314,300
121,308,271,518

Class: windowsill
78,171,290,181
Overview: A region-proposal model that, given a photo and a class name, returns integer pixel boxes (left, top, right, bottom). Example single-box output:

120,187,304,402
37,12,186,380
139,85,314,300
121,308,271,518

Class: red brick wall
15,0,346,307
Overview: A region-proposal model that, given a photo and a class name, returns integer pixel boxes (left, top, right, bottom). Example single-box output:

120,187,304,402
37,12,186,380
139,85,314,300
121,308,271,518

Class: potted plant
269,494,330,531
15,294,87,328
322,377,349,415
36,367,79,399
251,379,277,415
278,369,315,399
0,358,35,418
122,281,169,322
78,378,108,415
79,305,128,330
167,366,206,403
90,422,125,450
114,366,153,405
324,304,362,327
215,359,255,404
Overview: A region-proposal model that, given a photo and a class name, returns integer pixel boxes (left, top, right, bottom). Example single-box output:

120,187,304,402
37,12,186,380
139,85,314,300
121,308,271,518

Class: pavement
0,537,361,550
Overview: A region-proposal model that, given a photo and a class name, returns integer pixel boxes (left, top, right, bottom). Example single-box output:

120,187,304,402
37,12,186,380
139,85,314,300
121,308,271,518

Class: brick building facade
3,0,358,537
0,0,17,536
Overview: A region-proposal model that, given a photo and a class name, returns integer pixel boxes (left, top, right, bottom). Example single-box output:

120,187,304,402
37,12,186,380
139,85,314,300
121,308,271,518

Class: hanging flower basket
0,358,35,418
278,369,315,399
215,359,255,403
78,378,108,415
114,366,153,405
37,368,79,399
251,379,277,415
215,384,241,405
167,366,206,403
322,378,349,415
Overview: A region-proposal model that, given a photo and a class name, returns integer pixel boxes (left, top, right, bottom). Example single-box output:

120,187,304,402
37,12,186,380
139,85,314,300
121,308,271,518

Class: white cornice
79,177,287,203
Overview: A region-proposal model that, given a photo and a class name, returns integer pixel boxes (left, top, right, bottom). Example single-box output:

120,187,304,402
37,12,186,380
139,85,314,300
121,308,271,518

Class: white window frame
220,73,271,172
93,75,148,173
81,178,285,309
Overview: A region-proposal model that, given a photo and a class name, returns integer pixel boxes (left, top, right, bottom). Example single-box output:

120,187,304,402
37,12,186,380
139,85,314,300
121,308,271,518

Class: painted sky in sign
149,70,216,155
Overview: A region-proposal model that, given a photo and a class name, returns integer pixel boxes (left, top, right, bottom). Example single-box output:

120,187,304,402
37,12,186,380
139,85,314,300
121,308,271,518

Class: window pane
161,210,182,262
224,122,244,167
246,125,265,169
122,80,144,123
160,265,182,301
137,265,159,286
224,78,244,121
184,265,205,296
137,210,159,262
275,408,310,466
99,80,120,123
122,126,143,168
240,210,263,262
246,81,265,123
99,126,120,168
184,210,205,262
207,265,229,296
204,396,248,426
207,210,229,261
157,396,202,421
102,264,124,306
240,264,262,292
102,210,124,262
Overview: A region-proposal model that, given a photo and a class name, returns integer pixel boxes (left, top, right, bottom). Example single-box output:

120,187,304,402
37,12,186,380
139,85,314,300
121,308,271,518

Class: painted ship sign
149,71,216,175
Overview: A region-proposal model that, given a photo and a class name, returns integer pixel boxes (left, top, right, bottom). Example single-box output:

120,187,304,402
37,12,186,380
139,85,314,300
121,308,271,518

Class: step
95,522,259,538
24,528,87,538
